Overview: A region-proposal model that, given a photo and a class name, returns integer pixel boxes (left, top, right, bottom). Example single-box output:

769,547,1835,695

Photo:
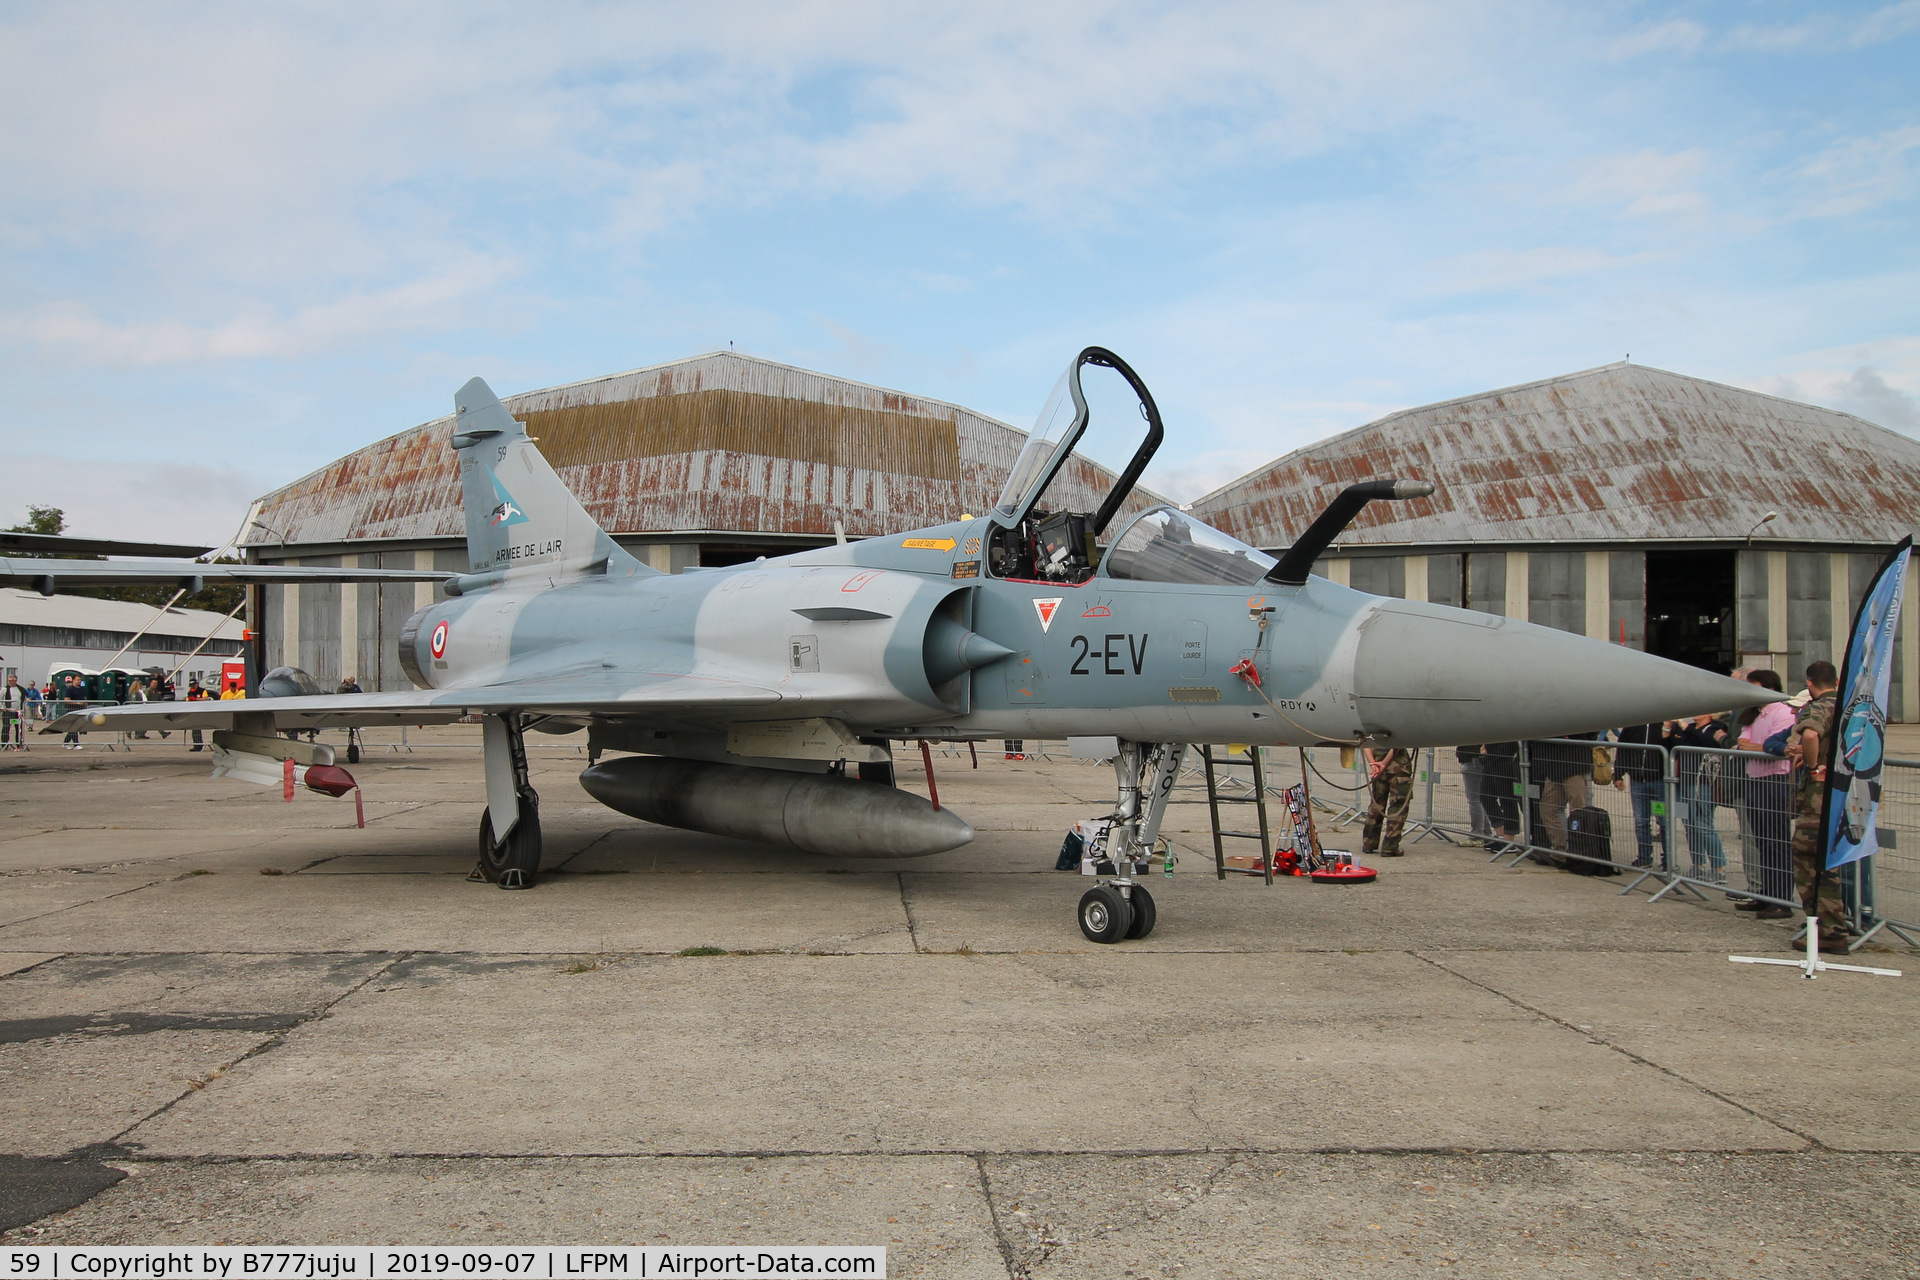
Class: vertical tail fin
452,377,646,580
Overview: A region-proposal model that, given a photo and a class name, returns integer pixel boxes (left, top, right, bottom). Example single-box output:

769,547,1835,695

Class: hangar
240,352,1920,718
0,588,246,692
241,350,1162,691
1190,361,1920,718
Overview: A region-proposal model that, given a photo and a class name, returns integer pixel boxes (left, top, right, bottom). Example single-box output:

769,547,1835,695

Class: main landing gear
1076,741,1185,943
473,713,542,889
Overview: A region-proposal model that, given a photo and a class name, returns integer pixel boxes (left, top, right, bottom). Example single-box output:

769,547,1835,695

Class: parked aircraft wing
42,672,787,734
0,557,451,593
0,532,216,558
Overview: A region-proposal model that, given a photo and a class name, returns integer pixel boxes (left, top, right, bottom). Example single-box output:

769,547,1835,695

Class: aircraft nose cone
1349,598,1779,746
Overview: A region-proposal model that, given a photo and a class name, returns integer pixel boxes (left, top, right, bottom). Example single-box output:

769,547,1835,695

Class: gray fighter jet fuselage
53,348,1776,941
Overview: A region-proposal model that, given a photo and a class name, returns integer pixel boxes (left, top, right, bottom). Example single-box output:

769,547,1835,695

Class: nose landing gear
1076,742,1183,943
1078,880,1157,942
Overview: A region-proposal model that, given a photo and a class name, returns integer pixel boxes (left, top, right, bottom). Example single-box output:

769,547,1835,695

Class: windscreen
993,366,1080,522
1101,506,1277,586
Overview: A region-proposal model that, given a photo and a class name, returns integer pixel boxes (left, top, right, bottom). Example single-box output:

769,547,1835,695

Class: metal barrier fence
1399,737,1918,951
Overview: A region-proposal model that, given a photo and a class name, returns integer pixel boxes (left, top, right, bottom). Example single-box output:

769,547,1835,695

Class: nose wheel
1079,881,1156,943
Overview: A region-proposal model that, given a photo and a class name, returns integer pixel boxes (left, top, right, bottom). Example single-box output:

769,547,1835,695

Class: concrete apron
1,732,1915,1275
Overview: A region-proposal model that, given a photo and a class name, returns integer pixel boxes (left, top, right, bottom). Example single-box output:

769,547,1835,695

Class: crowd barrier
1397,737,1918,952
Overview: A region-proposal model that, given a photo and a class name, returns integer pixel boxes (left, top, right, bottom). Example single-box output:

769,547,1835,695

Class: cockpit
1100,506,1276,585
986,347,1277,587
986,347,1165,583
987,345,1436,591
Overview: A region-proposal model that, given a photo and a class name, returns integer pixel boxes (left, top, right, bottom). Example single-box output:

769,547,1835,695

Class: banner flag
1823,536,1913,870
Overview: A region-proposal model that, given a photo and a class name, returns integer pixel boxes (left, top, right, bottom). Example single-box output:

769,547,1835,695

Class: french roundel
430,620,449,659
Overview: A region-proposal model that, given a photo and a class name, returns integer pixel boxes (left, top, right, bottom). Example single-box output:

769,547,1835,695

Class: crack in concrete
109,951,416,1148
1409,950,1827,1150
64,1144,1920,1164
544,828,616,873
970,1152,1024,1279
1021,1152,1240,1272
0,875,180,931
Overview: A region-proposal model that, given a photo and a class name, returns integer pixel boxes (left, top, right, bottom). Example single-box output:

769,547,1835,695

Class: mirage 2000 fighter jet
42,348,1774,941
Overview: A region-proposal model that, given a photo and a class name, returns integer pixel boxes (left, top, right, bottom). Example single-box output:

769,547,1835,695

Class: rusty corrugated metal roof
1191,362,1920,549
247,352,1162,546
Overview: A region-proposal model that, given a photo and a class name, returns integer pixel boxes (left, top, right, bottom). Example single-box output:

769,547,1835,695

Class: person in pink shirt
1735,669,1795,917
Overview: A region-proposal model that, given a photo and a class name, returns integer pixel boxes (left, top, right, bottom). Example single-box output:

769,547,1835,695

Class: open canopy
991,347,1164,535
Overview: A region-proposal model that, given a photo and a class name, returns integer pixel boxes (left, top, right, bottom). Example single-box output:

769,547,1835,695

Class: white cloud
5,260,511,366
1423,246,1651,295
1726,0,1920,52
1609,19,1706,59
1562,149,1711,219
1146,449,1287,504
1791,125,1920,217
1833,366,1920,432
3,457,264,545
1748,336,1920,434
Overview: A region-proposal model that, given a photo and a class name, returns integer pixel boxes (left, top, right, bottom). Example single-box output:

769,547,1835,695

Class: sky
2,0,1917,543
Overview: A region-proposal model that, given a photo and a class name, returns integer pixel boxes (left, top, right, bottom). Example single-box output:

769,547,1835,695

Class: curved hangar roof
247,352,1161,548
1191,362,1920,551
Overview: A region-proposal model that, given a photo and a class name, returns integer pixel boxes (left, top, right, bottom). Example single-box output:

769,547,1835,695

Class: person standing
1,675,23,750
129,677,152,739
60,674,83,748
1529,731,1597,859
1735,669,1796,918
1475,741,1522,851
185,678,208,750
1456,744,1490,840
1361,746,1414,858
1613,722,1668,869
338,674,364,761
1669,713,1731,882
1787,661,1849,948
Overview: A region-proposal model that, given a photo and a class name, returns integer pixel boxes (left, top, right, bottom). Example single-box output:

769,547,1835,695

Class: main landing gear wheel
477,791,542,889
1079,884,1132,944
1124,884,1157,939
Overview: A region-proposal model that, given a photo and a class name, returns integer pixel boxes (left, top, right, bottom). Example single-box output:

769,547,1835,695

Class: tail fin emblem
487,475,529,529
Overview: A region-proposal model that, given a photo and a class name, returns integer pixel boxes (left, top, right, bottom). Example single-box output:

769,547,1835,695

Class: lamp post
1745,511,1778,546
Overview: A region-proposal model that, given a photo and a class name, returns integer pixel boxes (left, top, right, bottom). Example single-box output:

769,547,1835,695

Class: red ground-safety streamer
918,738,940,810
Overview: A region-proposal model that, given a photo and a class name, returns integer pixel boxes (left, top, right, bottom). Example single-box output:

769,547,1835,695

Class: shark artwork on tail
32,349,1780,939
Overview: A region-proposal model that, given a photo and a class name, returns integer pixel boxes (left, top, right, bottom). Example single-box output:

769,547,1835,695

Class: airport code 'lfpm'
1,1250,884,1280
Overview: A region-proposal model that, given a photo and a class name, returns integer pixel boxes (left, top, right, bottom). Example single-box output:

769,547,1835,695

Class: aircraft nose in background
1348,598,1779,746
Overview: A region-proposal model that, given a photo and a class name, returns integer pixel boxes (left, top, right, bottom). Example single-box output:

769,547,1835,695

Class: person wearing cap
185,679,208,750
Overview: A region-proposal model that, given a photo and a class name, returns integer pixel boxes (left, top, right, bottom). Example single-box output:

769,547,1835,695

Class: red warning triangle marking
1033,597,1063,632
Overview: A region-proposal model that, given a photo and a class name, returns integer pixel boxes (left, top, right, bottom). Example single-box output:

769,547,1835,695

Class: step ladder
1199,744,1275,885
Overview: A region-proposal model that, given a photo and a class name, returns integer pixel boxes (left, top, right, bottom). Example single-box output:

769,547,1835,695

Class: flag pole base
1730,954,1902,978
1732,923,1901,978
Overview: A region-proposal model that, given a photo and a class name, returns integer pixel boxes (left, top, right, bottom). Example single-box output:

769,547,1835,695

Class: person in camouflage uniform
1788,660,1849,947
1362,746,1415,858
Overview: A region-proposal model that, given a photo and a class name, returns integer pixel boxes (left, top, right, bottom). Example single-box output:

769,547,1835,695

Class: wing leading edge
0,558,451,594
43,673,787,734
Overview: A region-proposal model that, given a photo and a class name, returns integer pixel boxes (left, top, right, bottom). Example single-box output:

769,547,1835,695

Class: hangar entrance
1645,550,1737,674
